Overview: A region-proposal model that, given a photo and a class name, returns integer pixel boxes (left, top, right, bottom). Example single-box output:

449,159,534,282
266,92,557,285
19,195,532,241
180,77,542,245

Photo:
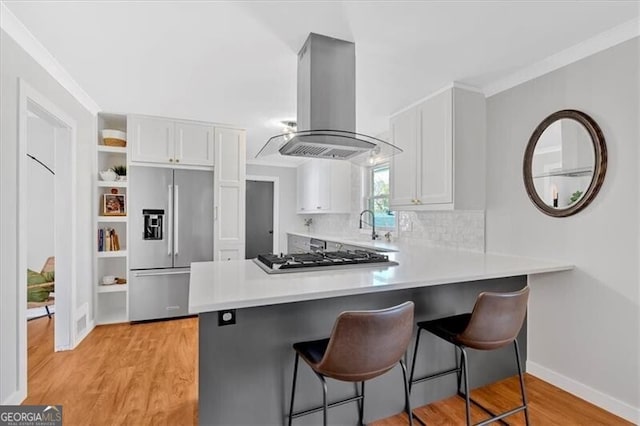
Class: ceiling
4,1,638,164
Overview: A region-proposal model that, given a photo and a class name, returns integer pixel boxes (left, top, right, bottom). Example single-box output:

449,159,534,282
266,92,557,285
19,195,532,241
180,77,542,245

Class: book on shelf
98,227,121,252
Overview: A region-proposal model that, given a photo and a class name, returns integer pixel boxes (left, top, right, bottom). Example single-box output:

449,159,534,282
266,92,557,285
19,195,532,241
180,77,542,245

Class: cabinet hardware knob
169,158,173,162
316,206,321,209
175,159,180,163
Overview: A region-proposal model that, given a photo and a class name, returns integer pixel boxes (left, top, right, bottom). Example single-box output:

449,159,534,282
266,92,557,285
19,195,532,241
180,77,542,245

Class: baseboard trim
74,319,95,349
2,389,26,405
527,361,639,424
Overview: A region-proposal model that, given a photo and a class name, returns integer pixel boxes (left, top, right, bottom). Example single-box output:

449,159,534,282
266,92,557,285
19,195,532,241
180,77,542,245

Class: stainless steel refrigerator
129,166,213,321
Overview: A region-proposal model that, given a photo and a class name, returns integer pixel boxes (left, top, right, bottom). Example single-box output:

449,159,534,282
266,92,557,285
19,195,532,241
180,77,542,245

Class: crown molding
390,81,483,118
1,1,101,115
484,17,640,98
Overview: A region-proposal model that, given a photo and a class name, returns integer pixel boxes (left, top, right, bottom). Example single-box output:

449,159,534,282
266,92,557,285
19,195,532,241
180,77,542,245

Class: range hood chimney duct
257,33,401,164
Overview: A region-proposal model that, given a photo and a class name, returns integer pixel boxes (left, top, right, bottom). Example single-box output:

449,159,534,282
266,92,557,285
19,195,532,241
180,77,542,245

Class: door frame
18,80,78,391
245,175,279,254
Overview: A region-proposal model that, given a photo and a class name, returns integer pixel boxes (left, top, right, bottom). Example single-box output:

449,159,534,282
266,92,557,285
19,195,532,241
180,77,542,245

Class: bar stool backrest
316,301,414,382
457,287,530,350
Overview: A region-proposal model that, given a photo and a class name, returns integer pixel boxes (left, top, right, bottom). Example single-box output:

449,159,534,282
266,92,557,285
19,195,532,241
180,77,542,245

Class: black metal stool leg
358,381,365,425
455,346,463,394
400,359,414,425
317,374,328,426
288,353,299,426
408,328,422,392
45,305,52,319
460,347,472,426
514,340,530,426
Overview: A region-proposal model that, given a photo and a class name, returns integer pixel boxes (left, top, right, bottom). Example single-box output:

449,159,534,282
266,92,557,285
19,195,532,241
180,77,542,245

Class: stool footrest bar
410,366,460,386
290,394,363,419
474,406,526,426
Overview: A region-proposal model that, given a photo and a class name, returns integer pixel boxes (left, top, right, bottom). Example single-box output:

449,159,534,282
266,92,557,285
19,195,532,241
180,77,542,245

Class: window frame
364,162,396,232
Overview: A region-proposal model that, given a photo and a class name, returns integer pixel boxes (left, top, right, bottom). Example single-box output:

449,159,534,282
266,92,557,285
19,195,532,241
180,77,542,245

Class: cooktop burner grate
255,250,398,274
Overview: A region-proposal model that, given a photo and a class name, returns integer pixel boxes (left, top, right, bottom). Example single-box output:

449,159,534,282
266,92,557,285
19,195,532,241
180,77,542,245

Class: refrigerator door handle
133,270,191,277
167,185,173,256
175,185,179,256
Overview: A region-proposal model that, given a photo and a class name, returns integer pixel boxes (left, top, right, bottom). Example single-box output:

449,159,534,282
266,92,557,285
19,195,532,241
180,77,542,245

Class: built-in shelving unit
95,112,129,325
97,284,128,294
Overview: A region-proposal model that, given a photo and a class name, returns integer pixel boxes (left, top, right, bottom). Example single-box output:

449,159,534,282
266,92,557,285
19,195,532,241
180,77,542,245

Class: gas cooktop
253,250,399,274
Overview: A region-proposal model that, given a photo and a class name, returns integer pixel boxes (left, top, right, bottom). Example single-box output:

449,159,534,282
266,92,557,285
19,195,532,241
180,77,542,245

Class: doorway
26,109,57,323
17,79,78,400
245,176,279,258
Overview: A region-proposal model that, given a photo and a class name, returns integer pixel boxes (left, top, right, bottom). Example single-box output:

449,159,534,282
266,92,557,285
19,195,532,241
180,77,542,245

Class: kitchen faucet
359,209,378,240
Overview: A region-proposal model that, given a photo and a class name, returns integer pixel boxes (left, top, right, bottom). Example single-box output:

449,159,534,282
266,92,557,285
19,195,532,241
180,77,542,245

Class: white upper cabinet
297,160,350,214
389,108,418,207
175,121,215,166
129,115,214,167
389,86,485,210
129,115,174,164
418,90,453,204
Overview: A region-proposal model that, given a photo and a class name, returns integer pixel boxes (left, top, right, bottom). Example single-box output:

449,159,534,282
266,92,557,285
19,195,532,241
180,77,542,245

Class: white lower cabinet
297,160,351,213
390,86,485,210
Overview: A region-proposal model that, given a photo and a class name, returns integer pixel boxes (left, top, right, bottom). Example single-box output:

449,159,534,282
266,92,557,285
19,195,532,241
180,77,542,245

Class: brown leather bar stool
288,302,415,426
409,287,530,426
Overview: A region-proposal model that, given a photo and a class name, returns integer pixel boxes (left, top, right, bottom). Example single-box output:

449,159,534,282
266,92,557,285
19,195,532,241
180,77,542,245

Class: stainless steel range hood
256,33,402,165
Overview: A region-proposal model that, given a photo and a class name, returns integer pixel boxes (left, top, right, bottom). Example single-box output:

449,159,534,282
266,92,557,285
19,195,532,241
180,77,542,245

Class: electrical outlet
218,309,236,326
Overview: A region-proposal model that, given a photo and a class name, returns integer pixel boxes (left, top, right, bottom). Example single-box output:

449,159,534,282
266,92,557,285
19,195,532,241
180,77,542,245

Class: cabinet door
313,160,331,211
297,161,309,213
216,248,242,261
297,160,332,213
389,108,418,208
213,127,246,258
175,122,215,166
418,90,453,204
129,116,175,164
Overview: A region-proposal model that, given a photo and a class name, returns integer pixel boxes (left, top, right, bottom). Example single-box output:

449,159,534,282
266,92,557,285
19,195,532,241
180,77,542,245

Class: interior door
245,180,274,258
173,169,214,268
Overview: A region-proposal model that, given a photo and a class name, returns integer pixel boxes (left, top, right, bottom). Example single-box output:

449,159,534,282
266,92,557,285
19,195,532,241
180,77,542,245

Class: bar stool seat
409,287,531,426
417,313,471,344
293,338,330,365
288,302,415,426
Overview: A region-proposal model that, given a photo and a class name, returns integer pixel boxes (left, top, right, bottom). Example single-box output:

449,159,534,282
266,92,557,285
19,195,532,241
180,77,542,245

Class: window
367,163,396,229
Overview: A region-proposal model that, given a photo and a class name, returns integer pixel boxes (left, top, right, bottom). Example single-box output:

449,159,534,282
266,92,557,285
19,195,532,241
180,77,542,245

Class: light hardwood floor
26,317,631,425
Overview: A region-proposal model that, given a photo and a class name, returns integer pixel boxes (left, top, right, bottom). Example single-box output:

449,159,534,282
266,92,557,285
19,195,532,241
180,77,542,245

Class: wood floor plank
26,317,629,426
374,374,633,426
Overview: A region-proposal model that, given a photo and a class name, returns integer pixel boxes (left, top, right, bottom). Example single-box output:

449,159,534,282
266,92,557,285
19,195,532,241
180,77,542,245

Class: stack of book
98,228,121,251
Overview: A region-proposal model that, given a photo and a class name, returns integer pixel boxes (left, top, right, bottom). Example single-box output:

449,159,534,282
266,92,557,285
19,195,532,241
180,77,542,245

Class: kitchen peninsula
189,238,572,425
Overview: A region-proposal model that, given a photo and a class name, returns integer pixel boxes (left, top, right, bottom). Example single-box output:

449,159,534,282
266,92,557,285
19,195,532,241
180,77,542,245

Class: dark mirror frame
523,109,607,217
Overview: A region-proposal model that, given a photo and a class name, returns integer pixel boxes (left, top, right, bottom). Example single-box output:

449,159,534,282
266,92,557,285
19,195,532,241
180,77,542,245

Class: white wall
486,38,639,421
0,30,95,404
246,164,298,253
26,116,55,271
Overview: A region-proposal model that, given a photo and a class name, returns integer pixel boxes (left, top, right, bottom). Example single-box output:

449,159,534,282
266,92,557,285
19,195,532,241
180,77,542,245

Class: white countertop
189,235,573,313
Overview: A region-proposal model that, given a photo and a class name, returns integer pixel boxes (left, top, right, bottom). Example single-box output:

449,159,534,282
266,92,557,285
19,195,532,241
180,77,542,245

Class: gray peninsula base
198,276,527,425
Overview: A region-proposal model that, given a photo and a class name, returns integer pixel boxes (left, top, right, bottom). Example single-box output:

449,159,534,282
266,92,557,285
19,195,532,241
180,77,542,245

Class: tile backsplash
297,210,485,252
396,210,485,252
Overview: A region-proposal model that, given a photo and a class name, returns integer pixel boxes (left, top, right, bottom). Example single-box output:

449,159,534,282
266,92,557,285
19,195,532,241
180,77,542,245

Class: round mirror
523,110,607,217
